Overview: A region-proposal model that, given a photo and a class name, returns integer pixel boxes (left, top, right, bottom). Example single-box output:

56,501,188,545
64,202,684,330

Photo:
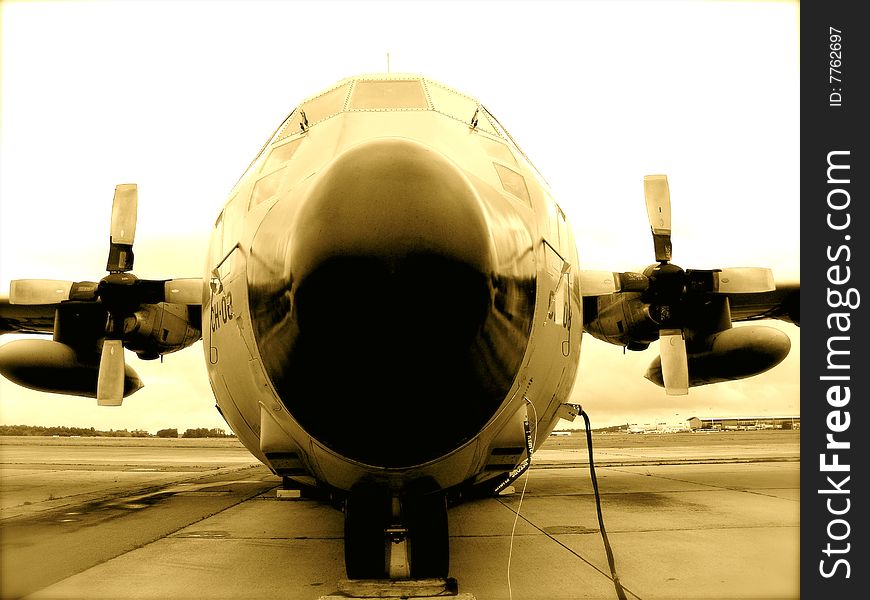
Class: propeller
579,175,776,395
9,184,202,405
642,175,777,395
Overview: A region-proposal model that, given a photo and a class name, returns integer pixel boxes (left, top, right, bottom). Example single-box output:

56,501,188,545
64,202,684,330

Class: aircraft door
206,206,274,450
543,240,572,356
525,197,576,436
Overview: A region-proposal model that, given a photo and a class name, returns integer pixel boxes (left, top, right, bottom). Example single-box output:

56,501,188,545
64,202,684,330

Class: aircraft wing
0,296,204,338
0,297,56,334
726,281,799,326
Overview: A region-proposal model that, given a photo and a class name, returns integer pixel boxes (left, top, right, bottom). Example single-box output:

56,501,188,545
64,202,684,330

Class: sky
0,0,800,433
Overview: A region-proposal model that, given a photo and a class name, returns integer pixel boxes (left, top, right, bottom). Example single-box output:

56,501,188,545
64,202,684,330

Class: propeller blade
659,328,689,396
107,184,138,272
110,184,138,244
164,278,203,305
686,268,776,294
643,174,672,262
10,280,100,304
578,271,649,296
9,280,74,304
97,339,125,406
715,267,776,294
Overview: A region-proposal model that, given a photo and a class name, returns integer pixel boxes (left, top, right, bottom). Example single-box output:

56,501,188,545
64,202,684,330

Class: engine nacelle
583,292,658,351
123,303,202,360
645,325,791,388
0,339,143,399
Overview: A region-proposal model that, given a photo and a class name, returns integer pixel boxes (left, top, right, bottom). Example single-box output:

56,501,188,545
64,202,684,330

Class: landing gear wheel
344,492,390,579
406,493,449,579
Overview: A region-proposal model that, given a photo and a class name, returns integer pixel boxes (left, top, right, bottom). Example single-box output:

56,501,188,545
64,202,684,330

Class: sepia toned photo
1,2,800,599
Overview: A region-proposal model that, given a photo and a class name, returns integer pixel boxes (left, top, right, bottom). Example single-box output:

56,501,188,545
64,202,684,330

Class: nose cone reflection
250,139,511,467
290,138,495,284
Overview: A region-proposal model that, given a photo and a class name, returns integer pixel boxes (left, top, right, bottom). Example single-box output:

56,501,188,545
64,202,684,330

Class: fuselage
203,74,581,495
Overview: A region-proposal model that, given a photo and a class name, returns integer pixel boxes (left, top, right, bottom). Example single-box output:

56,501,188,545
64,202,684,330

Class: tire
406,493,449,579
344,492,389,579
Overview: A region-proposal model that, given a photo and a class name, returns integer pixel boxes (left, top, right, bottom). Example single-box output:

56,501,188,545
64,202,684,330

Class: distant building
549,430,572,437
686,416,800,431
627,422,691,434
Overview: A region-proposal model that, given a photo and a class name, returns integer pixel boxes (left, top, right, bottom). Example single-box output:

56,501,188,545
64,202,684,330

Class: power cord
581,409,627,600
506,398,538,600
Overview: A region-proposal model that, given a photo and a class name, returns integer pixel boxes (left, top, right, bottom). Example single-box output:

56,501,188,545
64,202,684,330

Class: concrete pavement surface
0,432,799,599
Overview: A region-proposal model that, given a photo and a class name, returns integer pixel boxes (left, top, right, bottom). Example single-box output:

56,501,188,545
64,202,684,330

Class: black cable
581,409,627,600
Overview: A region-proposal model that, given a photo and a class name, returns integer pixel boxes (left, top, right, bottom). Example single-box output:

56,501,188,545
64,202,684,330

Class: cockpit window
493,163,531,206
426,81,499,135
276,109,303,142
348,80,428,110
483,105,546,184
476,110,502,136
275,83,351,142
301,83,351,123
479,137,517,166
249,167,285,211
427,82,476,123
261,138,303,174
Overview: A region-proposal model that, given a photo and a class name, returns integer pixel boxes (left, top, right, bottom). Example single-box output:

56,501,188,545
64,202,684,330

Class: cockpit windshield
302,83,352,122
348,80,429,110
237,75,544,191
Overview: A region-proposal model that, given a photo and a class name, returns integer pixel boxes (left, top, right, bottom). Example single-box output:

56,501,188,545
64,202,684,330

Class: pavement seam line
601,466,800,502
494,494,643,600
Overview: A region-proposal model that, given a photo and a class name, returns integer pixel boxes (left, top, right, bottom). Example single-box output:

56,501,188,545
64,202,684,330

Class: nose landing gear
344,491,449,580
340,490,457,597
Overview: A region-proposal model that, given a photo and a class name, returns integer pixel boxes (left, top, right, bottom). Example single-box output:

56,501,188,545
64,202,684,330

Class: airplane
0,73,799,582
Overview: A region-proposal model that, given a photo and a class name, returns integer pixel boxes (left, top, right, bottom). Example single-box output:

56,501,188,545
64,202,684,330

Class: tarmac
0,432,799,600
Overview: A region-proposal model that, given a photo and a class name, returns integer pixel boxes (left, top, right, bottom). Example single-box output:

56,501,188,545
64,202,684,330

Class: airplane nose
250,138,504,467
290,138,494,287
